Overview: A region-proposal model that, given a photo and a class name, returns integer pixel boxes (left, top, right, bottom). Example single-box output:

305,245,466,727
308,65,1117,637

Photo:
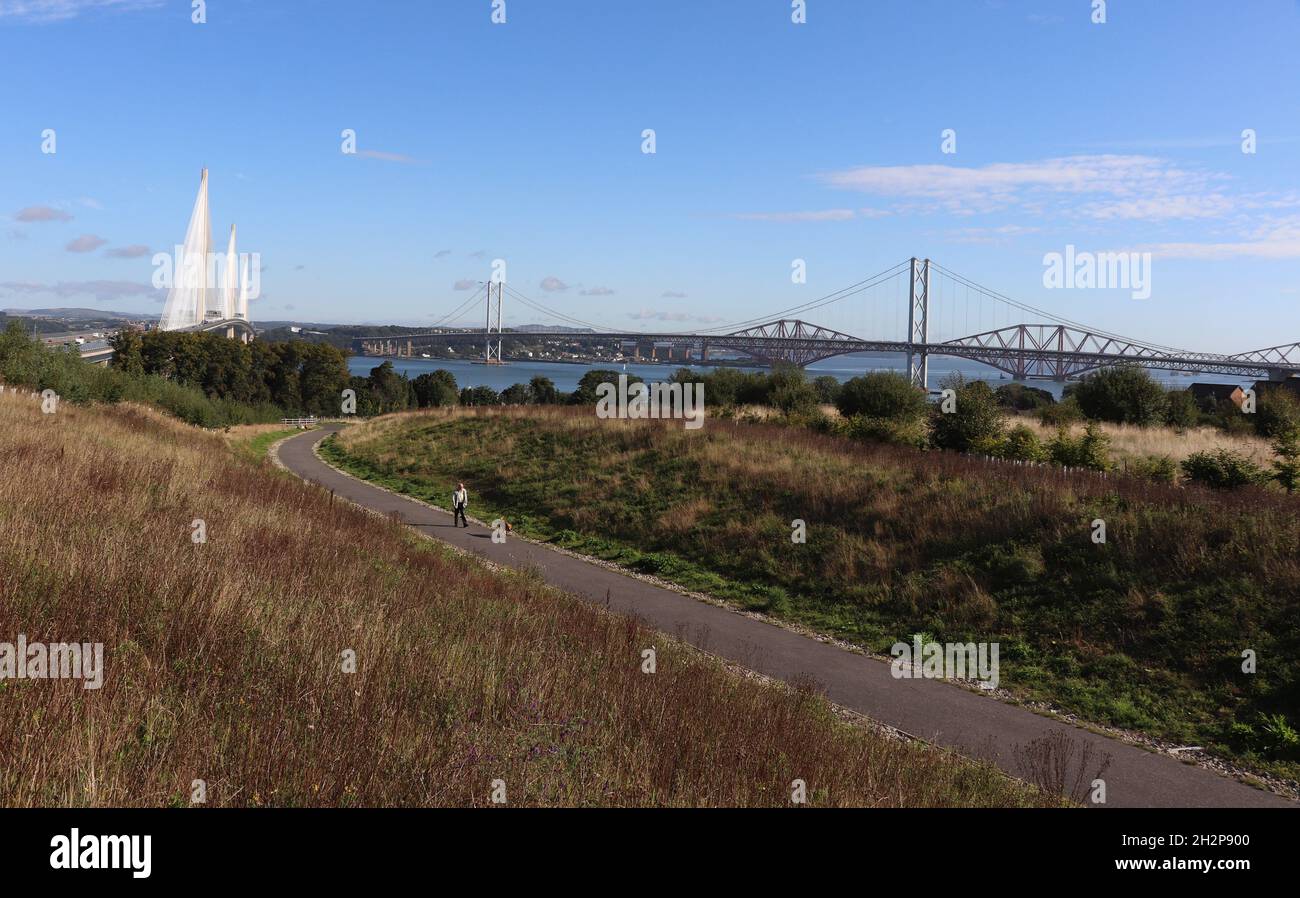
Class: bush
765,366,819,415
1047,423,1112,471
1271,427,1300,493
1165,389,1200,428
930,378,1005,452
1037,396,1083,427
1180,449,1270,490
1068,364,1168,426
1254,386,1300,438
837,372,927,420
811,375,842,406
1124,454,1177,483
1001,424,1048,462
842,414,929,449
994,383,1055,411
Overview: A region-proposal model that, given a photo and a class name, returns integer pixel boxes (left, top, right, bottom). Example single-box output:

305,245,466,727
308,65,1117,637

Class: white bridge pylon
158,169,252,334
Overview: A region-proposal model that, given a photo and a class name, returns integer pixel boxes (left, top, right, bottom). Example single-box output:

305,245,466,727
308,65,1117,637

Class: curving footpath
278,425,1293,809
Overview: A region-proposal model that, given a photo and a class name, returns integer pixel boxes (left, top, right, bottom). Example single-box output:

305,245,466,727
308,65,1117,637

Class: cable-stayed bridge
352,259,1300,389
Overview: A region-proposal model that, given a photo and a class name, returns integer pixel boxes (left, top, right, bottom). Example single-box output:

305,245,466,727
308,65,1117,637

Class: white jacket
452,488,468,508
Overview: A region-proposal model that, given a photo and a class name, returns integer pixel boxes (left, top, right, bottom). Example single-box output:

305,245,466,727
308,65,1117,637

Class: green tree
1068,364,1168,425
412,370,458,408
571,369,639,405
108,329,145,377
460,385,501,406
367,361,412,414
528,375,560,404
500,382,533,405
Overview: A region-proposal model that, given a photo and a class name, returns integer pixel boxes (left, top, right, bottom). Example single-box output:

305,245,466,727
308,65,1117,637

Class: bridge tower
907,257,930,390
484,280,504,364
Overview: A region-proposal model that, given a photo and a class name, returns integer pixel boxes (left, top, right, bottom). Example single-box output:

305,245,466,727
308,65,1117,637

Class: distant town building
1188,382,1246,408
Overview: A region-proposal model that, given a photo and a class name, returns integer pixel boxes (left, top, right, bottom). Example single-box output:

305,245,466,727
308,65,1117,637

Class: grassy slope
326,407,1300,779
0,394,1046,807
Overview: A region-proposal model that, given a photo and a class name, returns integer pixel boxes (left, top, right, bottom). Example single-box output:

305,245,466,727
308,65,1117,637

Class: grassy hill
0,392,1046,807
325,406,1300,782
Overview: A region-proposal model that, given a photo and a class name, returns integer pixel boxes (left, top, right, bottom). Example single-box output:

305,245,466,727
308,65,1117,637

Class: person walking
452,482,469,528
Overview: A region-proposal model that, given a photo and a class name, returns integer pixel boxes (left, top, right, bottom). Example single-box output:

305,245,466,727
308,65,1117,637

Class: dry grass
0,392,1049,807
1019,418,1274,466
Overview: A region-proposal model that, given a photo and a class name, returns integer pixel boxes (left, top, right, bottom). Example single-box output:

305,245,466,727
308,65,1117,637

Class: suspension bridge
351,259,1300,390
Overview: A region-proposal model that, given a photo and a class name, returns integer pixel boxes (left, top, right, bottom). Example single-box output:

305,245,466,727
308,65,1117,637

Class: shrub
842,414,929,449
994,382,1055,411
1271,426,1300,493
930,378,1005,452
1255,386,1300,438
1047,423,1112,471
766,366,819,415
1124,454,1177,484
1068,364,1168,425
1001,424,1047,462
1165,389,1201,428
1180,449,1270,490
1037,395,1083,426
836,372,926,420
811,375,842,406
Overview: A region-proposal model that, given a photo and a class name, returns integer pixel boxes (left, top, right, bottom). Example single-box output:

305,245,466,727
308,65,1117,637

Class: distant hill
2,307,152,320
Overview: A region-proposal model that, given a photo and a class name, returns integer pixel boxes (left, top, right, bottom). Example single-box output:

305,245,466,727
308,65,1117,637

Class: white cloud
539,276,569,292
1142,216,1300,260
453,279,477,290
0,0,162,24
817,154,1244,220
661,290,686,299
580,286,615,296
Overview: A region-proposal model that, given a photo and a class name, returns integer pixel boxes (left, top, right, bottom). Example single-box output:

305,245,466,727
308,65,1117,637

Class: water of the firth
347,352,1226,398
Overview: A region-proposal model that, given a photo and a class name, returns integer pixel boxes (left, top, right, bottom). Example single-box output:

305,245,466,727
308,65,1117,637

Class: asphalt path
277,425,1293,808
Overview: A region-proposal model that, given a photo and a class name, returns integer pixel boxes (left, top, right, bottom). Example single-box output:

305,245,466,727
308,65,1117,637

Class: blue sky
1,0,1299,352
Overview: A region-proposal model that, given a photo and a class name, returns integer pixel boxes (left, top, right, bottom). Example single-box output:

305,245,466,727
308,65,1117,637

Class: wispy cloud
14,204,72,222
105,244,150,258
817,154,1250,220
1141,215,1300,260
580,286,615,296
731,209,857,223
628,309,722,324
0,0,163,24
356,149,424,164
539,276,568,292
0,279,162,302
65,234,107,253
453,279,477,290
660,290,687,299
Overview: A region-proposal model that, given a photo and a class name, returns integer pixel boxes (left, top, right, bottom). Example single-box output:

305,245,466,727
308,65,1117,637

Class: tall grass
0,392,1046,807
329,406,1300,778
